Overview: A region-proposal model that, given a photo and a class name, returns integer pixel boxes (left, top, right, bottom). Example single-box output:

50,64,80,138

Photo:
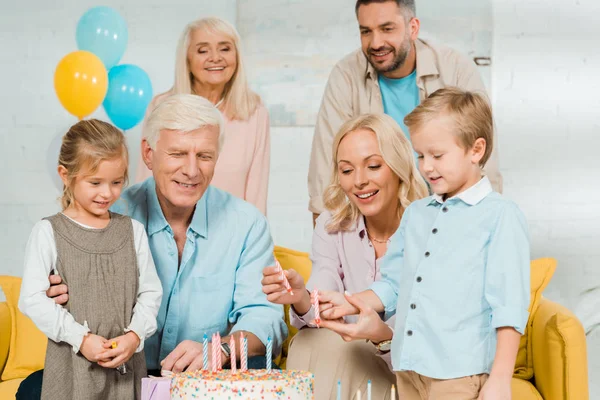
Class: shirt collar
146,178,209,238
365,38,439,82
357,214,367,240
429,176,493,206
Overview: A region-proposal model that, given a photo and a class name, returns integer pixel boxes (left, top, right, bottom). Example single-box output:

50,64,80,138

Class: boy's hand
97,331,140,369
477,375,511,400
80,334,110,363
319,290,359,320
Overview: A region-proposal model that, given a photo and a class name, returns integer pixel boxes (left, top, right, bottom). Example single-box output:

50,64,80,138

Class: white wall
493,0,600,396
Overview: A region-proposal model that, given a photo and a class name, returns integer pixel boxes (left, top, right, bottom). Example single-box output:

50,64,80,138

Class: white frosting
171,369,314,400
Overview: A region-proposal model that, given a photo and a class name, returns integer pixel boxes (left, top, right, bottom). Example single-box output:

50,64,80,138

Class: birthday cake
170,369,314,400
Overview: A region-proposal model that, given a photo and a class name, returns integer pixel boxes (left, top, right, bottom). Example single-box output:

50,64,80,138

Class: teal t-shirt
378,69,420,142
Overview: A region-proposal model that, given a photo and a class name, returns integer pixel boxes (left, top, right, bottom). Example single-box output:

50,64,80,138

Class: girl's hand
97,331,140,369
261,266,306,305
319,292,392,343
477,374,511,400
80,334,110,363
319,290,359,320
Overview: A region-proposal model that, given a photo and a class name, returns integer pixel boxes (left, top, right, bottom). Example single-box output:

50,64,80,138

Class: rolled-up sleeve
369,208,410,320
229,216,287,354
484,203,530,334
290,213,344,329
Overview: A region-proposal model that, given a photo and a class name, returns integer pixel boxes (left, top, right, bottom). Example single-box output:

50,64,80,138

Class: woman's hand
319,292,393,343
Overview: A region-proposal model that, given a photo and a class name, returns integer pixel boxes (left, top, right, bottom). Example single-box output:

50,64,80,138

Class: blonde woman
136,17,270,214
262,114,428,399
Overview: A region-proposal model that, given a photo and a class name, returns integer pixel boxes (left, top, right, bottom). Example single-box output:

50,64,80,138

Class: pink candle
276,259,294,295
216,332,222,370
211,334,219,373
230,335,237,373
240,332,248,372
312,289,321,326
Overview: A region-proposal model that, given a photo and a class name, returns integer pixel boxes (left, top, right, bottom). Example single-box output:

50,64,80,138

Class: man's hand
319,292,392,343
160,340,207,373
46,274,69,305
261,266,307,305
80,333,110,363
97,331,140,369
319,290,359,320
477,374,511,400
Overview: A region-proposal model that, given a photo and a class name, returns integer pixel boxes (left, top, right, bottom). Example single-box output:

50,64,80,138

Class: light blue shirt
370,177,530,379
112,178,287,370
378,69,420,141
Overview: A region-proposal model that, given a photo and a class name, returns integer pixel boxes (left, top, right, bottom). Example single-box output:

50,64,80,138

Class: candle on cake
203,333,209,370
211,334,219,373
230,335,237,374
266,336,272,373
240,332,248,372
336,380,341,400
367,380,372,400
216,332,222,370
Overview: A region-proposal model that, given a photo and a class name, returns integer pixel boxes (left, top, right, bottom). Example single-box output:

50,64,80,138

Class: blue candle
202,333,208,370
337,380,341,400
266,336,272,372
367,380,372,400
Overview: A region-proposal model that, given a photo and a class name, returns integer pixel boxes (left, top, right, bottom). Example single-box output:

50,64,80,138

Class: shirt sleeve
369,206,411,320
454,54,503,193
18,220,90,353
308,64,354,214
125,219,163,353
244,104,270,215
289,213,345,328
228,215,287,355
484,202,531,334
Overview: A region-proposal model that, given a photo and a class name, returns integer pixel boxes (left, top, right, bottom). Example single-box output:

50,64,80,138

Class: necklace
366,228,390,244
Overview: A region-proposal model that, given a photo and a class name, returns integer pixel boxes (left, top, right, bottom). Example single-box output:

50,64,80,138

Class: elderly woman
136,17,270,214
262,114,428,399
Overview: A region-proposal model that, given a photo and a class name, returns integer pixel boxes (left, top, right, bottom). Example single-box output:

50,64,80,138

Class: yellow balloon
54,50,108,119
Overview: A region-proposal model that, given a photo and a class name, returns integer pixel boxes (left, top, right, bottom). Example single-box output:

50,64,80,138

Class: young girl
19,119,162,400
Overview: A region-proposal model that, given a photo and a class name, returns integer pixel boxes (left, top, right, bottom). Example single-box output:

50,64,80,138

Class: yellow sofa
0,249,590,399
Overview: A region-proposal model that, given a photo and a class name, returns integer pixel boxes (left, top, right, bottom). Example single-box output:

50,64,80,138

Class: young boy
320,87,530,399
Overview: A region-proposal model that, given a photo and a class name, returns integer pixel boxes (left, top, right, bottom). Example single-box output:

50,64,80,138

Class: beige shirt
307,38,502,214
136,92,271,215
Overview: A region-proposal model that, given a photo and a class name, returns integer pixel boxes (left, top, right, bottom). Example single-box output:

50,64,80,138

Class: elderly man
17,94,286,399
308,0,501,224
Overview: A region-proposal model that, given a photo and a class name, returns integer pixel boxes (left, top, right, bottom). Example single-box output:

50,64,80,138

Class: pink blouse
135,92,271,215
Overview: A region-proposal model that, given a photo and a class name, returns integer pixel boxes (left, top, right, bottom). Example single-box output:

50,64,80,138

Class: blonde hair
58,119,128,210
172,17,260,121
143,94,225,152
404,87,493,166
323,114,428,232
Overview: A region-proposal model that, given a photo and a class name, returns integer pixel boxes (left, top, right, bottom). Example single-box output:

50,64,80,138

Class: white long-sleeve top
18,215,163,354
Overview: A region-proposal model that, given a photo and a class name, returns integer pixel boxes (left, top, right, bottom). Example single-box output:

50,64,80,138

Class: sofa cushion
0,302,11,376
0,276,47,381
514,258,557,379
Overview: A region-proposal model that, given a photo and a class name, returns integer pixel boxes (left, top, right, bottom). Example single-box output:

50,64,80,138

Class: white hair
143,94,225,152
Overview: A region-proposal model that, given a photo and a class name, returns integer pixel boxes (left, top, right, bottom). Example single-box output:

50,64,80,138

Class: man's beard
368,39,412,74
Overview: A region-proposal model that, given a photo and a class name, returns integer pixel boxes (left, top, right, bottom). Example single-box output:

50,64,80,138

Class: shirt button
432,228,438,234
416,276,422,283
407,330,413,336
425,251,430,257
167,327,173,334
410,304,416,310
442,207,449,213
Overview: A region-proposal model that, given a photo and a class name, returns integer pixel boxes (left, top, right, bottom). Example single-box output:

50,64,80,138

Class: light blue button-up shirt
370,177,530,379
112,178,287,370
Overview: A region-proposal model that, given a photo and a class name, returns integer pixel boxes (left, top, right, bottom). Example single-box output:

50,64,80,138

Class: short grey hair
143,94,225,152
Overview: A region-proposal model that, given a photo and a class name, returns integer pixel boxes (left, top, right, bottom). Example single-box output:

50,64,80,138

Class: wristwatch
371,339,392,354
220,342,231,359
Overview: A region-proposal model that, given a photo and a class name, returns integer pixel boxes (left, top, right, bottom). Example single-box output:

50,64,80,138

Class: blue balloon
103,64,153,131
76,6,128,69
